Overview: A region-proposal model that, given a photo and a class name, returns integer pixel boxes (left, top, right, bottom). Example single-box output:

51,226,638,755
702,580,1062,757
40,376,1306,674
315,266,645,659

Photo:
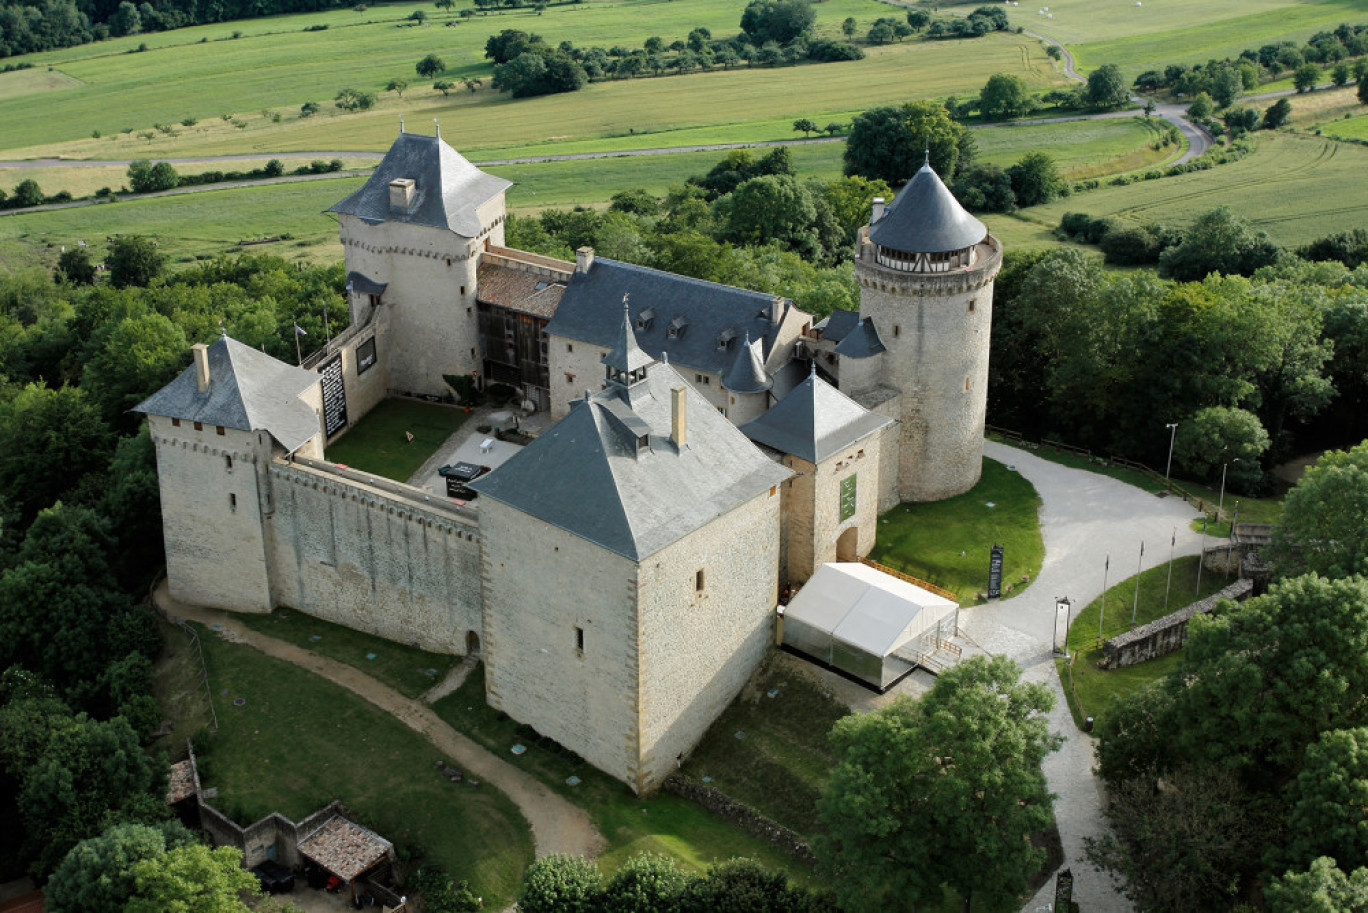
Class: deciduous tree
517,854,602,913
1269,442,1368,579
979,72,1033,120
1085,63,1129,108
416,53,446,77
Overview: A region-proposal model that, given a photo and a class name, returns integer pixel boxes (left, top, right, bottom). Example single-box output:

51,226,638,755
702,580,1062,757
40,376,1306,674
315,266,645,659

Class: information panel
319,356,347,438
839,474,857,523
356,336,377,375
988,544,1004,599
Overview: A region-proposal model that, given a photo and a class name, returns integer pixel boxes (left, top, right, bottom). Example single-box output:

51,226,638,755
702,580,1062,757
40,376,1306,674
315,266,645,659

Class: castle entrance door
836,527,858,562
466,631,482,656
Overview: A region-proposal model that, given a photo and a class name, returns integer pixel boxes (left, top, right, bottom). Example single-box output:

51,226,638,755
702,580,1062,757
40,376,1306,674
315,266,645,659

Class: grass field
991,132,1368,251
0,0,1062,158
236,607,458,698
867,458,1045,604
430,664,821,884
183,624,534,906
307,397,467,482
1056,556,1236,730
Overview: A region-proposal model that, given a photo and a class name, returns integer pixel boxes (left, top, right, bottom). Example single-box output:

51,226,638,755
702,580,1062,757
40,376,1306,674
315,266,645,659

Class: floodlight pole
1164,527,1176,613
1099,555,1110,641
1196,517,1208,596
1131,541,1144,627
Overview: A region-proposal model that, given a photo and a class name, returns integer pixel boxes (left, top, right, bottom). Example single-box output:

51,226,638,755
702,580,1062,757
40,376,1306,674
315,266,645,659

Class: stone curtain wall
266,459,483,654
1101,579,1252,669
663,773,816,864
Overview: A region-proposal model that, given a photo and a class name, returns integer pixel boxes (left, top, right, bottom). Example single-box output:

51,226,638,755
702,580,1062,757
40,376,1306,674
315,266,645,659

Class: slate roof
476,262,565,319
869,161,987,254
834,318,886,359
740,368,891,464
721,333,772,394
327,131,511,237
297,815,392,882
469,362,791,560
546,258,790,376
814,308,859,343
346,271,387,297
134,336,321,453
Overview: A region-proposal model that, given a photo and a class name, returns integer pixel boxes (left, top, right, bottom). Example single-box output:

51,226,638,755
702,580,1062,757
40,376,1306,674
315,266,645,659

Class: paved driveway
966,441,1206,913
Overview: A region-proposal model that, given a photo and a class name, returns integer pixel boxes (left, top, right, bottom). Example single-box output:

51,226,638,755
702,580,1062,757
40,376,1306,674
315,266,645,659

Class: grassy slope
867,458,1045,604
430,664,821,885
0,0,1061,157
185,624,533,906
991,132,1368,251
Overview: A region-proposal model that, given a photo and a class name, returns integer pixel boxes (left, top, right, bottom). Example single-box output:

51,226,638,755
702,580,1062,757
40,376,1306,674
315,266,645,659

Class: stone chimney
389,178,415,210
671,386,687,447
871,197,886,224
770,296,784,325
192,343,210,393
575,246,595,274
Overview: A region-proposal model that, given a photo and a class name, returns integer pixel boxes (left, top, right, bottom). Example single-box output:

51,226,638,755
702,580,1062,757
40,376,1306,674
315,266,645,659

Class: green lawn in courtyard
430,664,820,886
1056,555,1238,732
235,607,458,699
323,397,467,483
176,624,532,906
868,458,1044,605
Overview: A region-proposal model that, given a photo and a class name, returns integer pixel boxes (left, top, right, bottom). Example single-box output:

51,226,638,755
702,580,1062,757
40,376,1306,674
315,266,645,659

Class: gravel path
153,580,605,862
964,441,1207,912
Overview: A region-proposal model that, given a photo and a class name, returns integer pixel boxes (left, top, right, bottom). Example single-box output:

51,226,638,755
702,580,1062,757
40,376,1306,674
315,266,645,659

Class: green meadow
989,132,1368,251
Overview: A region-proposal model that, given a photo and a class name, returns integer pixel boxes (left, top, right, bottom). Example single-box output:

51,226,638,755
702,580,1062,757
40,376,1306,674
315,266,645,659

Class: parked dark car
252,860,295,894
439,461,491,499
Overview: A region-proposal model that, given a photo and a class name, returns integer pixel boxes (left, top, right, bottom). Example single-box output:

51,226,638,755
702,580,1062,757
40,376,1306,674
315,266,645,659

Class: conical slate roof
869,161,987,254
134,336,321,452
740,368,892,464
603,300,654,377
328,130,510,237
721,333,772,394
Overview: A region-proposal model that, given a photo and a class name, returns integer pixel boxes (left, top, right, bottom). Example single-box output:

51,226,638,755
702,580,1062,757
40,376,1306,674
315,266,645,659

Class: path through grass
324,397,467,482
868,458,1044,605
181,624,533,906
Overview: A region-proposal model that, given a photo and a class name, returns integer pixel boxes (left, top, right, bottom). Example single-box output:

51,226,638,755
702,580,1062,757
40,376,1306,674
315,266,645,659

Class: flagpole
1196,517,1207,596
294,319,303,365
1131,541,1145,627
1164,527,1176,612
1099,554,1110,641
323,305,331,345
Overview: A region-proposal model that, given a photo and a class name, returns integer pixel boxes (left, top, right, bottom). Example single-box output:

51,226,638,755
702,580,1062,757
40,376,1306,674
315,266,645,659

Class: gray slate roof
740,369,891,464
346,272,387,296
834,318,886,359
869,161,987,254
469,362,790,560
815,308,860,343
546,258,789,377
134,336,321,452
721,333,772,394
328,131,511,237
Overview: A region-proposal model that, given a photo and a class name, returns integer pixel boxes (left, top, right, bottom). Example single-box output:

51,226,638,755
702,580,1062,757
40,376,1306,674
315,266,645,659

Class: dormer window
636,308,655,331
668,316,687,339
716,327,737,351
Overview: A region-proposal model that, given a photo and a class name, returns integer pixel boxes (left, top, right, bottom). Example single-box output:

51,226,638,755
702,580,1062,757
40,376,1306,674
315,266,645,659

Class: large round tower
849,159,1002,502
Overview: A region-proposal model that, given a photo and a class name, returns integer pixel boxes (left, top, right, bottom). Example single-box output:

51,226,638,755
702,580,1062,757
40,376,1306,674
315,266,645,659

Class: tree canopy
739,0,815,45
979,72,1034,120
47,821,197,913
843,101,971,185
1269,441,1368,579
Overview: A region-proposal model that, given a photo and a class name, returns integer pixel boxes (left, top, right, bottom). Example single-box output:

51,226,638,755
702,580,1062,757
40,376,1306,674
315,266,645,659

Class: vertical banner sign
839,474,857,523
988,544,1004,599
319,356,347,437
1054,869,1074,911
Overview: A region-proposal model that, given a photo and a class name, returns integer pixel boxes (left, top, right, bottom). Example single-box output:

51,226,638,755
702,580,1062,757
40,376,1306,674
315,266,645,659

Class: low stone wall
662,773,816,865
1101,579,1252,669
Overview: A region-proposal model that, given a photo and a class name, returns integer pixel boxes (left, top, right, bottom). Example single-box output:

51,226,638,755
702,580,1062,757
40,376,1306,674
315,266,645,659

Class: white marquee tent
782,562,958,690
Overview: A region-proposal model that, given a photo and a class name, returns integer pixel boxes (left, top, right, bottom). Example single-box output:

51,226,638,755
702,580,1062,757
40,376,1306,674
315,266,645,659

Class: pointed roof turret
328,130,510,237
721,332,772,395
869,160,987,254
603,297,654,387
739,370,892,463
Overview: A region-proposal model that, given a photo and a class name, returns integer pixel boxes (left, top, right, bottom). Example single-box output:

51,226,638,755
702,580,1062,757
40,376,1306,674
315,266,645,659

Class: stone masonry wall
1101,579,1252,668
634,490,781,793
266,459,483,654
477,496,640,786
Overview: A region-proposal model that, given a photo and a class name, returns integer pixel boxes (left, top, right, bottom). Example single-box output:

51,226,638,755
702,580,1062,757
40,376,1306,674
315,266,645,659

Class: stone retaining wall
1101,579,1252,669
662,773,816,864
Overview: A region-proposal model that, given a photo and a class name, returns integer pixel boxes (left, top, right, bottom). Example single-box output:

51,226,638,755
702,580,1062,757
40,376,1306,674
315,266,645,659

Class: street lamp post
1165,422,1178,485
1218,457,1240,526
1053,596,1072,656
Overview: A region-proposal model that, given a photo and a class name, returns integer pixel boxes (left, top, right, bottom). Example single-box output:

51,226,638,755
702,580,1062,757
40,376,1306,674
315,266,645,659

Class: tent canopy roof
784,562,956,656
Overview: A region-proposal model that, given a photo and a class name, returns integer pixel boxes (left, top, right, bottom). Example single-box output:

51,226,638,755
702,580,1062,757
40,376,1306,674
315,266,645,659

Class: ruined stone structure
138,130,996,792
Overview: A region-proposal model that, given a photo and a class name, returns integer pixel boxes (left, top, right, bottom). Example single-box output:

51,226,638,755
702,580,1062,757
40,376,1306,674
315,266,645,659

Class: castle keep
138,130,1000,793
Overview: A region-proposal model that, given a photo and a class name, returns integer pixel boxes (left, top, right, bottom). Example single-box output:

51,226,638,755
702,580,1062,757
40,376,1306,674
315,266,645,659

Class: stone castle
137,130,1001,793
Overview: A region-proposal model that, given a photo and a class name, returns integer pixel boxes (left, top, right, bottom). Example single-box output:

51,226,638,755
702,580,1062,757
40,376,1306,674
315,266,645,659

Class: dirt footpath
153,582,604,861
